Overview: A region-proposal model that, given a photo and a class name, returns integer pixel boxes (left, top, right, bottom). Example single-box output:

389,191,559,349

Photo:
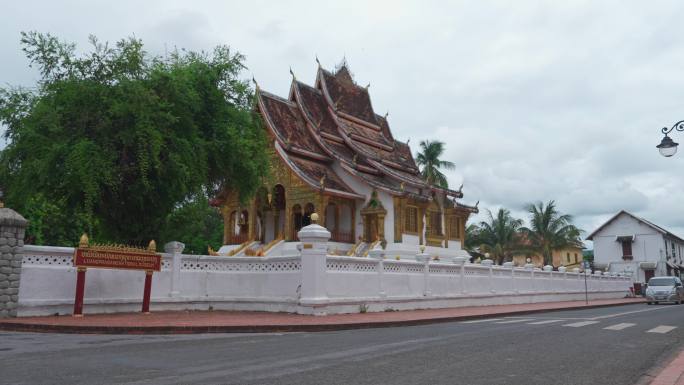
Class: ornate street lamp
657,120,684,157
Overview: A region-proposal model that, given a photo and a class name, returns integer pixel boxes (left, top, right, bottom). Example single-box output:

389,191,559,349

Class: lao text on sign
74,248,161,271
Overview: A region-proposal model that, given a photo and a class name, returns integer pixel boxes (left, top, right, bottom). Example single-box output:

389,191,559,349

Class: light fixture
658,120,684,157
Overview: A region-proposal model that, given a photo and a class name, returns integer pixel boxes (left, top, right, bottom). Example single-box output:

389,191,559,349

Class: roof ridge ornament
315,55,321,67
289,67,296,80
251,76,259,90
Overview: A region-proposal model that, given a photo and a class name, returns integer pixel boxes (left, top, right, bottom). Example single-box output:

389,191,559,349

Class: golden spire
310,212,319,224
148,240,157,252
79,233,89,248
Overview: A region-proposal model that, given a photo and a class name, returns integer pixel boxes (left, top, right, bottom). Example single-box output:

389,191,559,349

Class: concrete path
0,297,644,333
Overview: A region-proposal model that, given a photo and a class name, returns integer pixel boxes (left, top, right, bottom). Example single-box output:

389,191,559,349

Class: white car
645,276,684,305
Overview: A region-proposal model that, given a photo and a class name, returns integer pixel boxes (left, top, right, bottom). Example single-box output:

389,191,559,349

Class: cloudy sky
2,0,684,245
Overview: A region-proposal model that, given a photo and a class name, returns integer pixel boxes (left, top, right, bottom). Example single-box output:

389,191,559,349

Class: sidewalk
0,297,644,334
649,349,684,385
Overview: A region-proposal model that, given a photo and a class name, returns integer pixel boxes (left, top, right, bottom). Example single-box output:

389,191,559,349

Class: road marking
603,323,635,331
527,320,564,325
563,321,600,328
647,325,677,334
460,318,504,324
495,319,536,324
589,306,672,320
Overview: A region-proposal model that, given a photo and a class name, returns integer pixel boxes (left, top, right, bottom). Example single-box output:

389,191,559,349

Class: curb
0,299,645,335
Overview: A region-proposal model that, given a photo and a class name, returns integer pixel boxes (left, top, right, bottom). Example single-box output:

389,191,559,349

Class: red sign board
74,248,161,271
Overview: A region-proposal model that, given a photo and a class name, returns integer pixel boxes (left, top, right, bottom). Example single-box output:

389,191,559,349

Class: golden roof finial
148,240,157,252
319,174,326,189
79,233,89,248
310,212,319,224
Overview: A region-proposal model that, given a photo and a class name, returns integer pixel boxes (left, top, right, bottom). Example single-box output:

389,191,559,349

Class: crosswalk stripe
563,321,600,328
461,318,504,324
603,323,635,331
495,319,535,324
527,320,564,325
647,325,677,334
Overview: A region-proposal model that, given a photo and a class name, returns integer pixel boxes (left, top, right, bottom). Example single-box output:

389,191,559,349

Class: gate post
297,213,330,315
0,203,27,318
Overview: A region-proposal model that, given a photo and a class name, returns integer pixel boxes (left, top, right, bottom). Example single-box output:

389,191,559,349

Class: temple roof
254,61,472,205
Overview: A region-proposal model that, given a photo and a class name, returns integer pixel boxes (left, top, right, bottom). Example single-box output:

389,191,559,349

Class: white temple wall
17,244,632,316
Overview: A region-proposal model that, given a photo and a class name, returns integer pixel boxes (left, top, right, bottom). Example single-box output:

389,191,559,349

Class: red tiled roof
254,63,473,204
320,68,379,126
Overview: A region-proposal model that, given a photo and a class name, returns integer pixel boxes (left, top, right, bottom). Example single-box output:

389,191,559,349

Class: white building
587,210,684,283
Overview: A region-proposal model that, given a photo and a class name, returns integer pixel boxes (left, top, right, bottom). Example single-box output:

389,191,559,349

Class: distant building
513,245,584,268
586,210,684,282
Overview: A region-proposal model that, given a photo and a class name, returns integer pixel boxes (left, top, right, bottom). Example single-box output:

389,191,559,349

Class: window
621,240,632,260
574,253,578,263
566,252,570,263
428,211,442,236
404,206,418,233
449,217,460,239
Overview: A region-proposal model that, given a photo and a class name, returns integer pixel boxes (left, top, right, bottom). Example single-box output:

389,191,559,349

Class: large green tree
415,140,455,188
472,208,526,265
521,200,583,266
0,32,268,245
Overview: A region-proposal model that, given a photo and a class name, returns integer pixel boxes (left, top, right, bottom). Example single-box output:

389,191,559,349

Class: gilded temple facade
213,62,478,256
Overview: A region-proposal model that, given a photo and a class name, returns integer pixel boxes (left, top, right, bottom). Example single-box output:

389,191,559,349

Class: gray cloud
2,0,684,245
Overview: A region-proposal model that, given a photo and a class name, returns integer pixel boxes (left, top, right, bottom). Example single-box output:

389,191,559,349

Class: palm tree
521,200,583,267
476,208,526,265
415,140,455,188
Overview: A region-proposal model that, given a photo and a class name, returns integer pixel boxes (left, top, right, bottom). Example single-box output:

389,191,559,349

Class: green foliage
0,32,268,244
470,208,527,265
21,194,92,246
415,140,455,189
159,193,223,255
520,200,583,266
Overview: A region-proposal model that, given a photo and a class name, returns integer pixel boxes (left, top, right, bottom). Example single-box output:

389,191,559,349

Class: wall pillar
369,245,386,298
416,250,431,296
297,216,330,315
0,206,28,318
164,241,185,298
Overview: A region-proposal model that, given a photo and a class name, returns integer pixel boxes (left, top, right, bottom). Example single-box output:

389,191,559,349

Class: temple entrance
227,210,250,244
363,214,380,242
360,191,387,243
291,203,315,240
326,201,355,243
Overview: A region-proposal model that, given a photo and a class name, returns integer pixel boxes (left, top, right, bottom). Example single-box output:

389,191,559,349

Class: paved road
0,303,682,385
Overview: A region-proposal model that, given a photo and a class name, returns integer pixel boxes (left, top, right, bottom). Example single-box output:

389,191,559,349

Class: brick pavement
649,350,684,385
0,297,644,334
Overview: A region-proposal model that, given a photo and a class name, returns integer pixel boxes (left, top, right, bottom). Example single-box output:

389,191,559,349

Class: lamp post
657,120,684,157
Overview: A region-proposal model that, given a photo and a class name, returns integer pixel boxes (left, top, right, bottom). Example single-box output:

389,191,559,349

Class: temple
212,61,478,258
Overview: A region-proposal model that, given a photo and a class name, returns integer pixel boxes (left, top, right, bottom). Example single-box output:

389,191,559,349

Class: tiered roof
255,62,476,209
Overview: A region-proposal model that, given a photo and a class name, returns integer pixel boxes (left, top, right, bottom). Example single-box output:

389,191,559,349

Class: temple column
248,199,257,241
284,205,292,241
